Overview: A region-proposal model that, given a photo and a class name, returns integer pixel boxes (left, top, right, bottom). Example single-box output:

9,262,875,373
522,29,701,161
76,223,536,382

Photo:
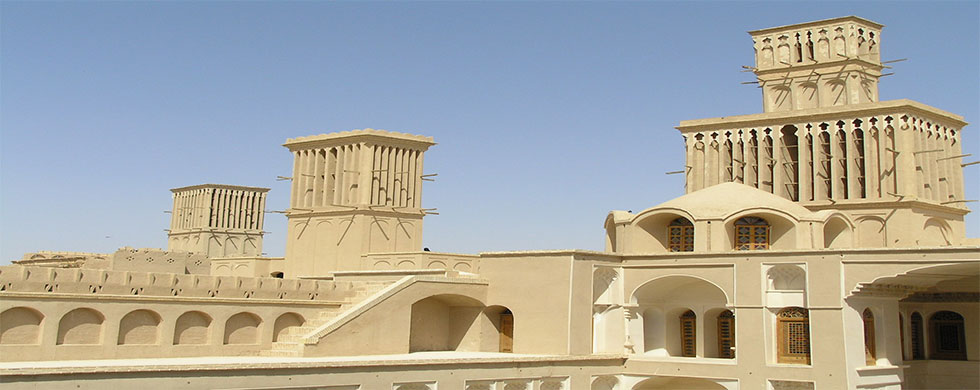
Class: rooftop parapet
750,16,883,71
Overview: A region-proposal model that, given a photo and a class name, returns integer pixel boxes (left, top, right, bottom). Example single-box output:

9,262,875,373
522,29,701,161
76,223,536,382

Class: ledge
0,353,626,376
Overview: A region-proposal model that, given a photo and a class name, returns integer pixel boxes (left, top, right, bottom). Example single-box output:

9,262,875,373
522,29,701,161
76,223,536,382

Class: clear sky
2,1,978,263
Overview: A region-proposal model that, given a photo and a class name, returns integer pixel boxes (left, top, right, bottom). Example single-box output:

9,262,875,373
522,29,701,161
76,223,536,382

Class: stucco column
623,304,639,354
894,114,918,197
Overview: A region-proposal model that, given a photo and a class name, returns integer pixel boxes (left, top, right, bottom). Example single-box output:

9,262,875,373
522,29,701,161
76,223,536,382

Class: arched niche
409,294,486,353
767,264,806,291
856,217,886,248
766,264,806,308
174,311,211,345
57,308,104,345
273,312,305,342
633,210,697,253
633,376,727,390
593,267,620,305
921,218,953,246
118,309,161,345
591,375,619,390
631,276,729,358
0,307,43,345
224,312,261,345
823,215,853,249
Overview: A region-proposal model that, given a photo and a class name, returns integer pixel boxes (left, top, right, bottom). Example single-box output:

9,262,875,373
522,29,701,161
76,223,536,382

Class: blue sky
2,1,978,263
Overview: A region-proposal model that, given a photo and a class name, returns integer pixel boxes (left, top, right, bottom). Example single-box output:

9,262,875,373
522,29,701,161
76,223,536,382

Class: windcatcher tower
676,16,971,247
167,184,269,257
283,129,436,277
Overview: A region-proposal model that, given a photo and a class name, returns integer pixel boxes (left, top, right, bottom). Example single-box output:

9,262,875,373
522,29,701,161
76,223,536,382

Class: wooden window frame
718,310,735,359
863,308,876,365
777,307,811,364
680,310,697,357
735,216,770,250
668,218,695,252
499,309,514,353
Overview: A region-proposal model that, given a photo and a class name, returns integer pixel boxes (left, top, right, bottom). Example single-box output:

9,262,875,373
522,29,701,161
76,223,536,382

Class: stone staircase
260,281,390,357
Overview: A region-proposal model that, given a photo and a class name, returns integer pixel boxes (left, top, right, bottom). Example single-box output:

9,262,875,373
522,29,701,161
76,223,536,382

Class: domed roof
634,182,816,222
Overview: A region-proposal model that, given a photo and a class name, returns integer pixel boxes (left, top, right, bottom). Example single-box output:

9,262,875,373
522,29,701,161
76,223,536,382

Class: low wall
0,265,386,361
363,252,480,273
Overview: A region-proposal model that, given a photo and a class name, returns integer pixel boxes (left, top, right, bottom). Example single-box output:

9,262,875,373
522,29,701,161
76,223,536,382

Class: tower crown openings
167,184,269,258
749,16,884,112
281,129,436,277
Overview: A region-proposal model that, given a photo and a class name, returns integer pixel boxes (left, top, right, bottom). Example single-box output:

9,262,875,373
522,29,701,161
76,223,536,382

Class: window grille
777,307,810,364
930,311,966,360
910,312,924,360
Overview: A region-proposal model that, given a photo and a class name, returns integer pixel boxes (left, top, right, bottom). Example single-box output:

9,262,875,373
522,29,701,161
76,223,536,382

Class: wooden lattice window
735,216,770,250
930,311,967,360
680,310,696,357
668,218,695,252
777,307,810,364
910,312,924,360
863,308,876,365
718,310,735,359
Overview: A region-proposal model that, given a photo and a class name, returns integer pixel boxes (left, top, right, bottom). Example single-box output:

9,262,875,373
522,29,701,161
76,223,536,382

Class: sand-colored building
1,16,977,390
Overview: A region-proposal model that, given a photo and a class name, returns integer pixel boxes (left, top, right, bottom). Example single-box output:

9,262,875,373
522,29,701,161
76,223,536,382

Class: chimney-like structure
167,184,269,258
282,129,436,277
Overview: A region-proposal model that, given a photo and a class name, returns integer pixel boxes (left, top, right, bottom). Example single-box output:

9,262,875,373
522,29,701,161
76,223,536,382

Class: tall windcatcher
167,184,269,257
282,129,436,277
676,16,971,247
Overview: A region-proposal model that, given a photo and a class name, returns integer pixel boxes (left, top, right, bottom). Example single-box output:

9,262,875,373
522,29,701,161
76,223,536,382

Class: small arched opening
484,305,514,353
410,294,485,353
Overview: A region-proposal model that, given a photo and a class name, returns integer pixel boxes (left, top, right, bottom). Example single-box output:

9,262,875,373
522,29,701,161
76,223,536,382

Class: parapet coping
676,99,968,131
284,128,436,149
0,353,627,376
475,246,980,261
171,184,271,193
748,15,883,35
0,291,347,306
362,251,481,258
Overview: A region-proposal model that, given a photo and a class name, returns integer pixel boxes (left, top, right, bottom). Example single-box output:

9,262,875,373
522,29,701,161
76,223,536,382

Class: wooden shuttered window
680,310,697,357
863,308,876,365
668,217,695,252
735,216,770,250
777,307,811,364
910,312,924,360
718,310,735,359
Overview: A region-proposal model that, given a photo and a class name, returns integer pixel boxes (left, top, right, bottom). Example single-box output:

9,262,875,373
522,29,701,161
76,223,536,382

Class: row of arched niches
0,307,305,346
